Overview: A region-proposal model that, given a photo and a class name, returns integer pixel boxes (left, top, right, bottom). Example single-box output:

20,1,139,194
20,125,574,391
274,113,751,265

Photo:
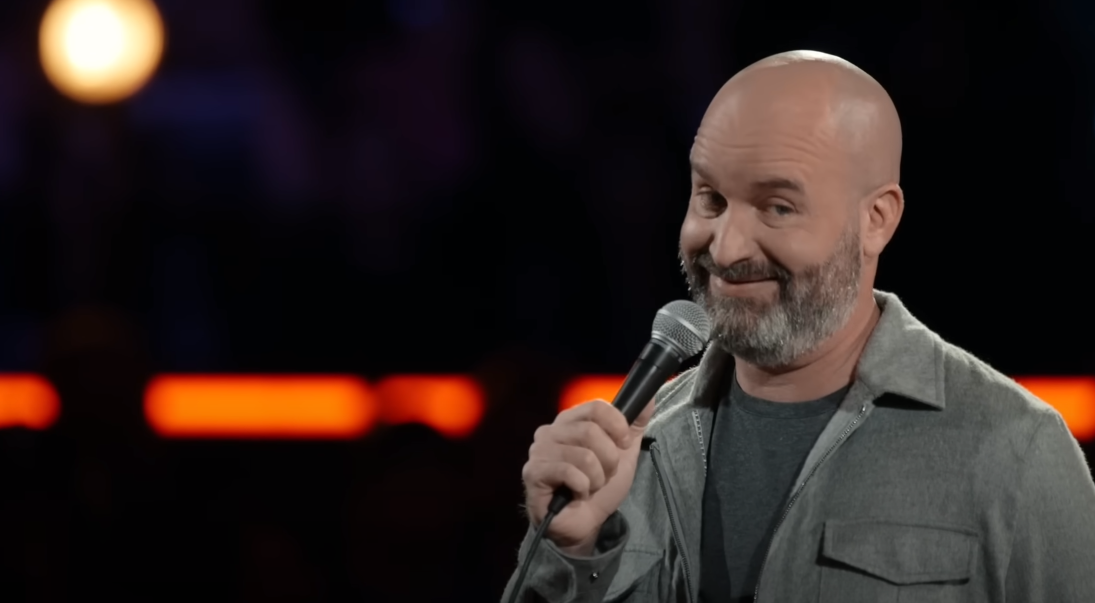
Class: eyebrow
689,158,716,184
690,159,806,196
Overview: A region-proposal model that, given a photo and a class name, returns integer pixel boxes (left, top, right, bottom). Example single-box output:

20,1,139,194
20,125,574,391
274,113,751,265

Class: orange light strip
376,375,485,439
3,373,1091,442
1014,377,1095,442
0,374,60,430
144,375,378,439
142,374,485,439
559,375,628,412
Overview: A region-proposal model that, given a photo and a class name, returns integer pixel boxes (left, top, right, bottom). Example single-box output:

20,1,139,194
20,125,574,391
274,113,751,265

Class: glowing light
559,375,627,412
39,0,165,104
66,4,125,71
0,375,61,430
15,372,1094,443
376,375,484,438
144,376,378,439
1015,377,1095,441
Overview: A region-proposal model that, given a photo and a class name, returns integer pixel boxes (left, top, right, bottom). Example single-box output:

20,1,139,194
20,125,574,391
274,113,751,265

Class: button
590,571,600,581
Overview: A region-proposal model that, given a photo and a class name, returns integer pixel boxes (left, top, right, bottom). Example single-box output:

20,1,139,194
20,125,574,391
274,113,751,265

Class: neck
734,289,881,402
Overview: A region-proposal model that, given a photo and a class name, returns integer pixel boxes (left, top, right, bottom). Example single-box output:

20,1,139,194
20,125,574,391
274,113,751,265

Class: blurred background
0,0,1093,600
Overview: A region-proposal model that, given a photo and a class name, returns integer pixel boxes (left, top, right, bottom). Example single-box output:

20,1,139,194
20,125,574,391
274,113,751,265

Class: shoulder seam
1001,410,1057,585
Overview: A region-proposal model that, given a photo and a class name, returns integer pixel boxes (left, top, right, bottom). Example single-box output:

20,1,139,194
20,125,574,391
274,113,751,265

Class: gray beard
683,226,862,368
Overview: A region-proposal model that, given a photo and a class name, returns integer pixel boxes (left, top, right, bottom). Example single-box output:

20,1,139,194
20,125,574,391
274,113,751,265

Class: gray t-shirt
698,376,848,603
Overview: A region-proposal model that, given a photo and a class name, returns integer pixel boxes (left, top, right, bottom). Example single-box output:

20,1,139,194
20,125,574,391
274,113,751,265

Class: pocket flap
821,520,976,585
604,548,661,599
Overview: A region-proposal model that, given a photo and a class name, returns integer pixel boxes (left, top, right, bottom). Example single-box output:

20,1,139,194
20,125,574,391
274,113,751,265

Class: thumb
630,398,656,431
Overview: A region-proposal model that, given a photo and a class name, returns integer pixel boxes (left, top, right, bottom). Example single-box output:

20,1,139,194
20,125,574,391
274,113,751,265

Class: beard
681,225,862,368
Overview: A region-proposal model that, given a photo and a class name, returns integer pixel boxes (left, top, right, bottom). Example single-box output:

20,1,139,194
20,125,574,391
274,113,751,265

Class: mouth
712,274,776,285
721,276,774,284
710,274,778,294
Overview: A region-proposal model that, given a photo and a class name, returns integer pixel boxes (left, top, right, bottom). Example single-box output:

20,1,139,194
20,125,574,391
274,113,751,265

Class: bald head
699,50,902,192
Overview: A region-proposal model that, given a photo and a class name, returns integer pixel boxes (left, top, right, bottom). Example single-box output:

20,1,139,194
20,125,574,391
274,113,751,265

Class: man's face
679,84,864,368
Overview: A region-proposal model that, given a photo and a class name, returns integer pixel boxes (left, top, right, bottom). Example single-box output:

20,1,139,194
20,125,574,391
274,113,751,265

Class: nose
709,204,761,267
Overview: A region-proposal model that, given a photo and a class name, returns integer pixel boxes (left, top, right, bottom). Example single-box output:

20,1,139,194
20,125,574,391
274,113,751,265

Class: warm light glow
0,375,60,430
144,376,378,439
376,375,485,438
1015,377,1095,441
559,375,628,412
39,0,165,104
15,373,1095,443
66,4,124,71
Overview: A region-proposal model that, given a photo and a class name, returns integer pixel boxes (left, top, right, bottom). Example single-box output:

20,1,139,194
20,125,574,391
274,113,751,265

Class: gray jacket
502,290,1095,602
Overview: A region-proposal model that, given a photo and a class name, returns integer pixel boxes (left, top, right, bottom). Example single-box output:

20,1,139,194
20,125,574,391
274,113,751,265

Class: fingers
559,399,631,448
522,460,592,502
522,397,656,514
537,418,621,482
631,398,656,430
529,442,609,492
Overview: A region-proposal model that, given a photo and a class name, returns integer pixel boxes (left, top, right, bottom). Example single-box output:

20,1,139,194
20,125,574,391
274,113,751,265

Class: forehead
691,87,851,193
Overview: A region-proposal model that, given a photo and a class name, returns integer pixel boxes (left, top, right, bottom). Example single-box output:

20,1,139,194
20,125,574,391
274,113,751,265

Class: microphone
547,299,712,514
505,300,711,603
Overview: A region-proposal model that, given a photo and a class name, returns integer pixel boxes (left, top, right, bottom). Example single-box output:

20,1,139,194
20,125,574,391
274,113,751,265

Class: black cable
505,488,573,603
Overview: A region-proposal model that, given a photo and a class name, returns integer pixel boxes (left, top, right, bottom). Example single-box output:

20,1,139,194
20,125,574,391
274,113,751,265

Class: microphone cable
505,489,571,603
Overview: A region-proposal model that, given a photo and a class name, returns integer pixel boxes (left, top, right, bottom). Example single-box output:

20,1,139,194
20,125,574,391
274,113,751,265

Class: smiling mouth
715,275,775,285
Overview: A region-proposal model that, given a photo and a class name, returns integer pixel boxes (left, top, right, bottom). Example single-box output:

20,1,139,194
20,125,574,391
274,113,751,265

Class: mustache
692,253,792,284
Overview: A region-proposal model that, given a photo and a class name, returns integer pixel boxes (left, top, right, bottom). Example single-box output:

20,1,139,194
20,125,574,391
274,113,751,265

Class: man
502,50,1095,602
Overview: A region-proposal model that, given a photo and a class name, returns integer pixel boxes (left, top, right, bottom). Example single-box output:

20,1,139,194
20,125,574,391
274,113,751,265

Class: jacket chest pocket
817,520,977,603
605,548,663,601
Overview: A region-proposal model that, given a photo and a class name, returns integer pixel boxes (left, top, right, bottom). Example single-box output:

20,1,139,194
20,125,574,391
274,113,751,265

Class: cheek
679,210,711,256
779,236,817,264
755,231,821,273
761,214,851,273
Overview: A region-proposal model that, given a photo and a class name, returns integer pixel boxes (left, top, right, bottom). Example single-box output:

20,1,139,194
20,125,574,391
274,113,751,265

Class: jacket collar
687,290,945,410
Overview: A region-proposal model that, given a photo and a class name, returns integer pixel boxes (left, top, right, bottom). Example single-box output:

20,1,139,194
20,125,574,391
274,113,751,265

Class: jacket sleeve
1005,411,1095,599
500,511,632,603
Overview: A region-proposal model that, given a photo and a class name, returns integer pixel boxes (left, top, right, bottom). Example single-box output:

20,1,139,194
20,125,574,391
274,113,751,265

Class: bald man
504,51,1095,603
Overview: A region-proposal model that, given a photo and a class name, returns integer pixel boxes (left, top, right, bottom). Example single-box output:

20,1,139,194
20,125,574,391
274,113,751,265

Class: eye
767,202,796,217
695,190,726,214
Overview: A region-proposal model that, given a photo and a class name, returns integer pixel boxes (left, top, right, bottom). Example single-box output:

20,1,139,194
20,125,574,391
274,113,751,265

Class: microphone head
651,300,711,359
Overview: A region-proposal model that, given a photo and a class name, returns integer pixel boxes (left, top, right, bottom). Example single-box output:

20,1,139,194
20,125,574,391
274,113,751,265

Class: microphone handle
613,340,681,422
548,340,683,512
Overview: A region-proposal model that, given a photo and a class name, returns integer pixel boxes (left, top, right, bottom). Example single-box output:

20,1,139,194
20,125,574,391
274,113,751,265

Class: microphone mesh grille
651,300,711,358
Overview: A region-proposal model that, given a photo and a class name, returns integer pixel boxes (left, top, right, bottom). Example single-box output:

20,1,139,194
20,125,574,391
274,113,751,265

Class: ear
860,184,904,259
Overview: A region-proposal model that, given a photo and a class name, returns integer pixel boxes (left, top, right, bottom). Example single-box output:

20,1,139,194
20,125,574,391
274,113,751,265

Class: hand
521,398,656,556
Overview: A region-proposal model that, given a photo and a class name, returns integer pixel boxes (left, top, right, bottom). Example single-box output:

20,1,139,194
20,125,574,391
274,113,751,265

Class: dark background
0,0,1092,600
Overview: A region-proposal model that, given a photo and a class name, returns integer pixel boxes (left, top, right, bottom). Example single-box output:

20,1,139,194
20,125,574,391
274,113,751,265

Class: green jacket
503,290,1095,602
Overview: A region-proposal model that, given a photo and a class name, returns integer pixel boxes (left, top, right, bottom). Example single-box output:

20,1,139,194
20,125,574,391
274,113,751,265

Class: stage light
144,376,379,439
376,375,484,438
1015,377,1095,441
6,372,1091,442
39,0,165,104
0,375,60,430
559,375,628,412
